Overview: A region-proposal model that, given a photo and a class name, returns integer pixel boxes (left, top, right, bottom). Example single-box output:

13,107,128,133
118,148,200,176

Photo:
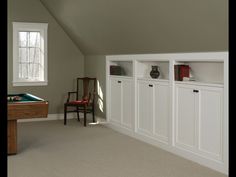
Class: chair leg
84,105,87,127
77,106,80,122
92,105,95,122
64,104,67,125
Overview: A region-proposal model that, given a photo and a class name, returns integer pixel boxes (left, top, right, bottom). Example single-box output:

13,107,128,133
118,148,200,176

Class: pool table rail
8,101,48,120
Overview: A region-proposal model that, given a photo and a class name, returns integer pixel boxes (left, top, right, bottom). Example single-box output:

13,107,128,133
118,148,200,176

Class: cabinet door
198,86,223,160
109,78,122,123
121,79,133,129
175,85,197,151
154,83,169,143
137,80,153,135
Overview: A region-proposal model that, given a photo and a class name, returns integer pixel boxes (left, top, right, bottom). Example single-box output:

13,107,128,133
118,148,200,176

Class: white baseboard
18,113,77,122
18,113,106,123
104,122,135,138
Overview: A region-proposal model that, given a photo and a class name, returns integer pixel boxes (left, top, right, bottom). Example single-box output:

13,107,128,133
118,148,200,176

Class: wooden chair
64,77,97,126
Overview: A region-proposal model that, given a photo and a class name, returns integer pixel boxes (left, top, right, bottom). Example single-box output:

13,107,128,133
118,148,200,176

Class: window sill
12,81,48,86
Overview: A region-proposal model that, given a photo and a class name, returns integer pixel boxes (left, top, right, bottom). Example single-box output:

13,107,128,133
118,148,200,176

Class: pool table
8,93,48,155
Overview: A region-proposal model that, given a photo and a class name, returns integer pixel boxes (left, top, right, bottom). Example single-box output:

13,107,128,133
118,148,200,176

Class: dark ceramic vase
150,65,160,79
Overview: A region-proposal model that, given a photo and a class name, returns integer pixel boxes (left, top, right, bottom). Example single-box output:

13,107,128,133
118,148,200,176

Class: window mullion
18,33,21,79
33,34,38,79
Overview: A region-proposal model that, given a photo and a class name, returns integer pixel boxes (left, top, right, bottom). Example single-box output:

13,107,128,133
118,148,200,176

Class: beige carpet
8,119,227,177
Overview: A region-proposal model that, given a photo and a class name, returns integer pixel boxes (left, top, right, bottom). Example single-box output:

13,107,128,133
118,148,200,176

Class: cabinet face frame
106,52,228,174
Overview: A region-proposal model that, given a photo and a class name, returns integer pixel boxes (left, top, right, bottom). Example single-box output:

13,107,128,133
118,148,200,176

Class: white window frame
13,22,48,86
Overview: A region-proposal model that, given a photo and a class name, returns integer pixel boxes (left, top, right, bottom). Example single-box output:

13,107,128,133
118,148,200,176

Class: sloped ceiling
40,0,228,55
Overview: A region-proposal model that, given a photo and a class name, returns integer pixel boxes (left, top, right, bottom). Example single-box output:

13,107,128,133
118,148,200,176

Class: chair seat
66,100,89,105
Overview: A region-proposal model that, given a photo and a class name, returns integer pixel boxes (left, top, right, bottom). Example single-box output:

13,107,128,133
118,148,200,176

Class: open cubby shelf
107,52,227,86
109,61,133,77
136,60,169,80
174,61,224,85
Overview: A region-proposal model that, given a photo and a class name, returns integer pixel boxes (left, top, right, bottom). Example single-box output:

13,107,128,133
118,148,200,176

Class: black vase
150,65,160,79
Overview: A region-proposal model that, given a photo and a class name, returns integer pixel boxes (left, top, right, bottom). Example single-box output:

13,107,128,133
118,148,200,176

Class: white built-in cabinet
109,76,134,130
137,79,169,144
175,83,223,161
106,52,228,174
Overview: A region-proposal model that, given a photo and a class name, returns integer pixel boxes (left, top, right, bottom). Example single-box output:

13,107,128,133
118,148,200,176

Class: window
13,22,48,86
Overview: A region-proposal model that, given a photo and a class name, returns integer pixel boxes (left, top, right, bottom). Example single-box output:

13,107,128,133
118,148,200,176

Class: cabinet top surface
109,75,133,79
175,81,223,88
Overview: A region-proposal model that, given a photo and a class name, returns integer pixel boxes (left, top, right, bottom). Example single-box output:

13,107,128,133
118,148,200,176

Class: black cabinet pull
193,89,199,93
118,81,121,83
149,84,153,87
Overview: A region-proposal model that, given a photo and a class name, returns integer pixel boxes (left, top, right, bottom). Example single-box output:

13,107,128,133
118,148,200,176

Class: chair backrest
76,77,96,103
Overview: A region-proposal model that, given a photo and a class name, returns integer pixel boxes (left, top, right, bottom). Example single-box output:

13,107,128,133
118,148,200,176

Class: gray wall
8,0,85,114
85,55,106,119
